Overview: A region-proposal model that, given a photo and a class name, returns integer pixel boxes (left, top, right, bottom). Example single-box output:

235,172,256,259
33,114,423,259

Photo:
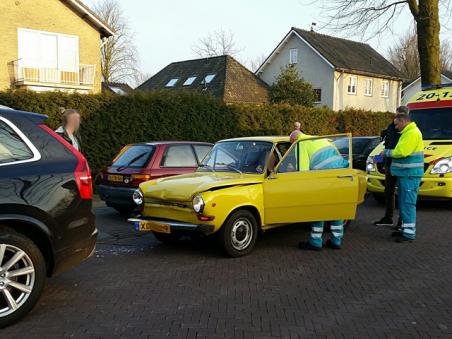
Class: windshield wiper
116,152,147,172
198,164,215,172
216,163,242,174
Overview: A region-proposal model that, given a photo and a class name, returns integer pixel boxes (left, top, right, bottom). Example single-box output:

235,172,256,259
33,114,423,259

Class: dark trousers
384,169,397,219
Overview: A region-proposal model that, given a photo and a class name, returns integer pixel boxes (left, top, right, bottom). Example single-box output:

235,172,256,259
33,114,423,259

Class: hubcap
0,244,35,317
231,218,253,251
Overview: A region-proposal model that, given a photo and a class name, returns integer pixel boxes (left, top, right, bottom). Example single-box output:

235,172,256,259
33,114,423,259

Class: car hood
139,172,264,201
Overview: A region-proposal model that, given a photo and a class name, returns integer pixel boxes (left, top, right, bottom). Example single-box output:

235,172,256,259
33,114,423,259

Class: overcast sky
83,0,451,78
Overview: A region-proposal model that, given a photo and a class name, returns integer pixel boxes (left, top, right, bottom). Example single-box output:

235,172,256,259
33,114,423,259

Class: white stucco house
256,27,404,112
401,70,452,105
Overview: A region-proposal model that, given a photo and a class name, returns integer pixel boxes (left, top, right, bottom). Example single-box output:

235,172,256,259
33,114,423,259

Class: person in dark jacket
55,108,82,152
373,106,409,227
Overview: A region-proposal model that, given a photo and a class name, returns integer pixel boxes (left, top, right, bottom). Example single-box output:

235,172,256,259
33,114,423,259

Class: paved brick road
3,197,452,338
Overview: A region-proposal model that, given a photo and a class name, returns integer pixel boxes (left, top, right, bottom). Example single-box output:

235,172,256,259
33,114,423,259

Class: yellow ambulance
367,84,452,200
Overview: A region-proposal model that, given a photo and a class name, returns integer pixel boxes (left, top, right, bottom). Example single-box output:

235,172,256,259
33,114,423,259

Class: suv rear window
112,145,155,168
0,120,34,164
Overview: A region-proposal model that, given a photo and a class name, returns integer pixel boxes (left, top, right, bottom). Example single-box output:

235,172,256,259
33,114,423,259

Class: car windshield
112,145,155,168
200,141,273,174
410,107,452,140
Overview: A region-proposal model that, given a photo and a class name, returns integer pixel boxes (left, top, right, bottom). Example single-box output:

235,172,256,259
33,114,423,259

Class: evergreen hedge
0,90,392,177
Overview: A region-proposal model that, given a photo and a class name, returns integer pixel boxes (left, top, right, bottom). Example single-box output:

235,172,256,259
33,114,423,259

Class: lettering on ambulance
424,146,437,151
416,91,452,101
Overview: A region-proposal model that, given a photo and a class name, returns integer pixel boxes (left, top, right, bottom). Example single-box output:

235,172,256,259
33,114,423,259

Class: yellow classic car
129,134,367,257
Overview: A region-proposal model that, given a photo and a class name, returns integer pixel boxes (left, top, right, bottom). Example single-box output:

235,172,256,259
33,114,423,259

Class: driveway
3,197,452,338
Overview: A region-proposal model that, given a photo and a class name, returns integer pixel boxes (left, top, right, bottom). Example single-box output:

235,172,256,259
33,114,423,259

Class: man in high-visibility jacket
382,113,424,242
297,133,349,250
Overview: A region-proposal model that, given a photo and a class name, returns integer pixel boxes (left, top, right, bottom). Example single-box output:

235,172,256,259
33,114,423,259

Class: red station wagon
97,141,213,213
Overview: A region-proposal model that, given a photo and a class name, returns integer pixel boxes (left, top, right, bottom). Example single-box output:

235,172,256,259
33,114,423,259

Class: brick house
137,55,269,104
0,0,114,94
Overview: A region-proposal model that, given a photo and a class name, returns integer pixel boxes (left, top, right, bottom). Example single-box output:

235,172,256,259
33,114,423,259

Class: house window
165,78,179,87
289,48,298,64
203,74,216,84
18,28,79,72
313,88,322,103
364,79,373,96
347,76,357,95
381,80,390,97
183,76,197,86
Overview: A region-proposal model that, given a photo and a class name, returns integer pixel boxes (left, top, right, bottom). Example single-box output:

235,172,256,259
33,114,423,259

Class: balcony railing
13,60,96,87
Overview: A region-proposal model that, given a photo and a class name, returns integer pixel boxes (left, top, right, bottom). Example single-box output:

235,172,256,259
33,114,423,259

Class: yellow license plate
108,174,123,182
139,221,171,233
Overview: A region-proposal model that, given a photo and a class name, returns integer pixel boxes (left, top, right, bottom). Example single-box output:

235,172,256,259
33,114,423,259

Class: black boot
373,216,394,226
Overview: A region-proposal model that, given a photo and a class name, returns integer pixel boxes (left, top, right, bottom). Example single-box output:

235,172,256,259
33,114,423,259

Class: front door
263,134,359,225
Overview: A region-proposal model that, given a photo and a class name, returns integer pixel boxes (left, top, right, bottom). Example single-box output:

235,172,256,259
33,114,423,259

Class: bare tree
248,54,268,72
316,0,452,85
192,29,240,57
389,29,452,79
93,0,140,85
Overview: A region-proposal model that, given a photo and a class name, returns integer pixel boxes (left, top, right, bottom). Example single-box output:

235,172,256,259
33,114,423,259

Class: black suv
0,107,96,327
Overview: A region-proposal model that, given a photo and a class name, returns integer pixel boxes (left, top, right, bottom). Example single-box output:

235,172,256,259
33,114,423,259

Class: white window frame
0,117,41,167
289,48,298,64
165,78,179,87
347,76,357,95
364,78,373,96
183,76,197,86
381,80,390,98
17,28,80,71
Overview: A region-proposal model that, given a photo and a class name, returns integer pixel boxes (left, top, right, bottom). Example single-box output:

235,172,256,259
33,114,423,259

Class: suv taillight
39,124,93,199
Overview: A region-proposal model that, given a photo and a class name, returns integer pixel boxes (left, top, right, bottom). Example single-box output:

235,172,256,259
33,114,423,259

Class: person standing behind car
382,113,424,243
55,108,82,152
373,106,409,227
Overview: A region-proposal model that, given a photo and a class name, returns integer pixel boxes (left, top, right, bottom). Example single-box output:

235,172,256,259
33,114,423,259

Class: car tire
0,228,46,328
152,232,182,243
219,210,258,258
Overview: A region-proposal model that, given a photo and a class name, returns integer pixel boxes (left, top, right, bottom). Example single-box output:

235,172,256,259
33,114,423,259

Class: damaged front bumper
128,217,215,235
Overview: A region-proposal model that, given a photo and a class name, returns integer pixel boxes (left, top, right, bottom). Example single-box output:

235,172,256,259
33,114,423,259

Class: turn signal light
197,214,215,221
131,174,152,185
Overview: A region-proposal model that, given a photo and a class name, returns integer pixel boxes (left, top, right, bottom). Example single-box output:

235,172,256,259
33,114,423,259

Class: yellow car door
263,134,359,225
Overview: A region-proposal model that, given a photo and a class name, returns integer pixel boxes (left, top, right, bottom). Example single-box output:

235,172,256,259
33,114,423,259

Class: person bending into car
296,133,349,250
55,107,82,152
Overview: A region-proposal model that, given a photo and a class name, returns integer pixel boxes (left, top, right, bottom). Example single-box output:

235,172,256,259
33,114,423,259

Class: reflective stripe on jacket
384,122,424,177
297,133,349,171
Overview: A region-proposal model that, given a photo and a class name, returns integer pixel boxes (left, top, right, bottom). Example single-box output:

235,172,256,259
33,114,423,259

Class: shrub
0,90,392,177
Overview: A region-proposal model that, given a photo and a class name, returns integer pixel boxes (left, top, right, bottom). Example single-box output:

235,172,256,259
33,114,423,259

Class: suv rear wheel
0,229,46,328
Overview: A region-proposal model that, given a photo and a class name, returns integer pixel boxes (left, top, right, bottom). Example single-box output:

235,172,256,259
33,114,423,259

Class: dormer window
203,74,216,84
183,76,197,86
165,78,179,87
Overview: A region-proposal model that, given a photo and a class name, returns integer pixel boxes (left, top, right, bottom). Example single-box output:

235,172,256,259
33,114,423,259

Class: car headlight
132,189,144,205
430,157,452,174
366,156,376,172
192,195,205,213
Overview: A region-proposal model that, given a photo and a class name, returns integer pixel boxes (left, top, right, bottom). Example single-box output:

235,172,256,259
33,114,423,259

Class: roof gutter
335,67,403,81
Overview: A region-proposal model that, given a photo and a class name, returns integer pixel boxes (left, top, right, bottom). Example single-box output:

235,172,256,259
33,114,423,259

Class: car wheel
152,232,182,243
372,193,385,204
219,210,258,258
0,229,46,328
